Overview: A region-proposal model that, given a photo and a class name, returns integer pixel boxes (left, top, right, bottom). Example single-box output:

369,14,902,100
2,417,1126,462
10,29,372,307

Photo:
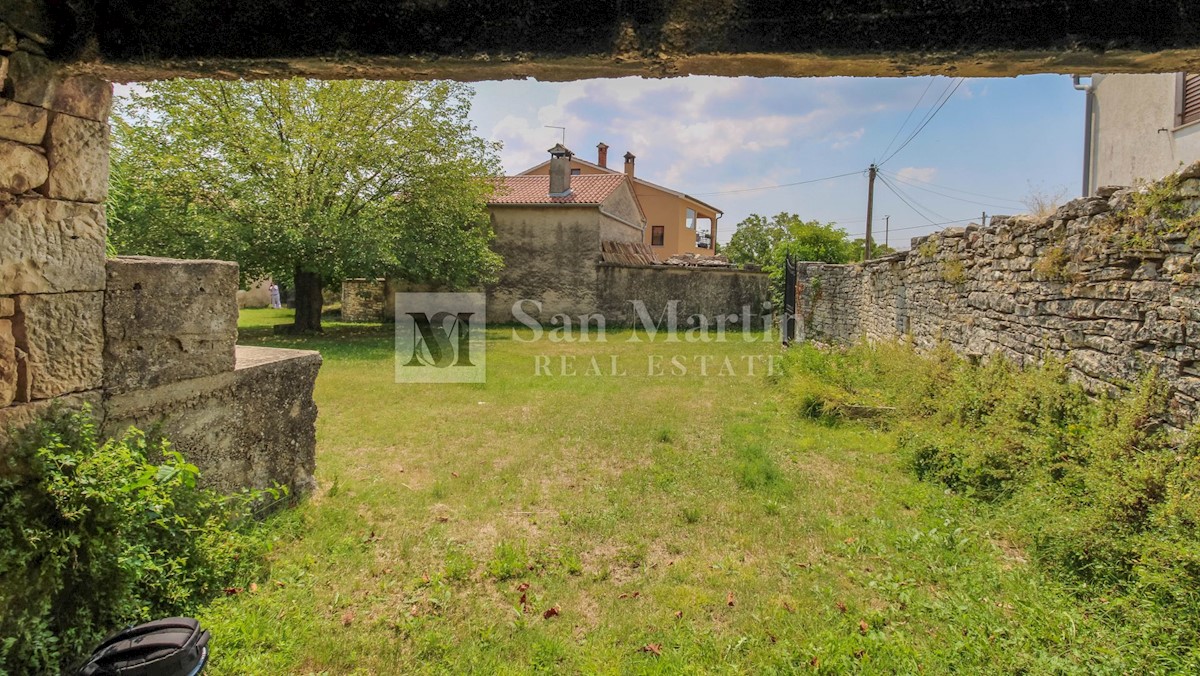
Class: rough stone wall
795,164,1200,426
0,22,111,434
104,345,320,497
340,278,385,323
596,264,771,327
104,256,238,394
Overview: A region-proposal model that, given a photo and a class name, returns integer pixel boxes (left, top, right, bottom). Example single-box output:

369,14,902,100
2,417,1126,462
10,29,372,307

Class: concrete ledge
103,345,321,497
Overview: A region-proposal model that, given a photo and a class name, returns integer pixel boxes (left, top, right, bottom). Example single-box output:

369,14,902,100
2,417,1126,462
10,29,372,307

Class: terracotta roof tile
488,174,628,205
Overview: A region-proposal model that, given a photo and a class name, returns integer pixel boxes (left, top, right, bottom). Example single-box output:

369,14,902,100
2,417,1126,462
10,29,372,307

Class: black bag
76,617,210,676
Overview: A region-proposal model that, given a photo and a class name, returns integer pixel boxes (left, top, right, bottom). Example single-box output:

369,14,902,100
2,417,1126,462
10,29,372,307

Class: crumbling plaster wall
795,164,1200,426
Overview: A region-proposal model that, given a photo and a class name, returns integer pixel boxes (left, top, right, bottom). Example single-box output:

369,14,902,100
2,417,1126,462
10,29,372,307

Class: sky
466,75,1086,249
115,74,1086,251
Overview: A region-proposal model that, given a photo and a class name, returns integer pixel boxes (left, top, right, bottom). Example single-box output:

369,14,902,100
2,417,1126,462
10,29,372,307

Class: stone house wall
795,164,1200,426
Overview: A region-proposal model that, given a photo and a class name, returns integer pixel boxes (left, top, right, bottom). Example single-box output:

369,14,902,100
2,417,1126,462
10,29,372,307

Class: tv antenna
544,125,566,144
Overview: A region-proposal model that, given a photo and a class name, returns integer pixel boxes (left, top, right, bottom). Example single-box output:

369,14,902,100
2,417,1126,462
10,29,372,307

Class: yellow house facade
518,143,723,258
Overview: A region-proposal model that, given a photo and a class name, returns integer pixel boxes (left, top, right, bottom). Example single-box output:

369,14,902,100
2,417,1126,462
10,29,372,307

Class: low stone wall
341,278,385,322
595,263,772,327
795,164,1200,425
104,256,238,394
104,346,321,497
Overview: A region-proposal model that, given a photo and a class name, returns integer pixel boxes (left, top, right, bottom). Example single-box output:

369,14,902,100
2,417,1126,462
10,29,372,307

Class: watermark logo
395,292,486,383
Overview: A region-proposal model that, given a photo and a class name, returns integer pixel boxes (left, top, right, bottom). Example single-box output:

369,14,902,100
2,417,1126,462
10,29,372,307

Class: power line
882,170,1024,210
883,174,952,221
879,78,965,166
878,174,942,226
878,78,935,162
692,170,861,196
842,216,979,240
877,169,1026,207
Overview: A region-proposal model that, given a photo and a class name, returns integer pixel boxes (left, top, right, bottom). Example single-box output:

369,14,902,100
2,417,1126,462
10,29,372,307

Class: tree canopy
109,79,503,331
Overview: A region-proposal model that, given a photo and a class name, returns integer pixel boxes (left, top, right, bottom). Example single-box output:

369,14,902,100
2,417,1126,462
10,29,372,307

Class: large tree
109,79,503,332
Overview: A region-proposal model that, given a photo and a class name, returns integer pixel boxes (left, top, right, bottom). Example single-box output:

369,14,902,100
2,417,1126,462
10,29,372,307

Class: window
685,208,696,229
651,226,665,246
1180,73,1200,127
570,168,581,175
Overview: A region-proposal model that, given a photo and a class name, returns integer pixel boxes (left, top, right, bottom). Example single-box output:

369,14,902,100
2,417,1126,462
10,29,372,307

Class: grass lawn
201,309,1117,674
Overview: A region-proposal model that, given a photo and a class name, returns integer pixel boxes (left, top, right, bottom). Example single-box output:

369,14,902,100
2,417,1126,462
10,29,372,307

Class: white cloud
896,166,939,184
826,127,865,150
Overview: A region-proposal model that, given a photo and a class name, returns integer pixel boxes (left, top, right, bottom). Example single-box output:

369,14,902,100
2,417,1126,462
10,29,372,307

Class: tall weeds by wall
795,162,1200,427
778,342,1200,669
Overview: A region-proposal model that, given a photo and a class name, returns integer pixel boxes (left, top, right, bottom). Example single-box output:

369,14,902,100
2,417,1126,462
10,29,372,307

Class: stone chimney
623,151,635,178
597,142,609,168
548,143,573,197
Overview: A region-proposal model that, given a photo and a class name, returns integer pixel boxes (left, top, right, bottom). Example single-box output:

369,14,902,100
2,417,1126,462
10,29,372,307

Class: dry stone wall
341,278,386,323
795,163,1200,426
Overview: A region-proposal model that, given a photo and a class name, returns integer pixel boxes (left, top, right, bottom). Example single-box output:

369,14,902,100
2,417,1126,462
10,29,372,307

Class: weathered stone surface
14,291,104,400
104,256,239,394
0,197,106,294
0,319,15,407
49,76,113,122
0,140,48,194
0,298,13,317
0,99,49,144
340,278,385,322
0,22,17,52
6,50,55,107
41,113,108,203
103,345,321,497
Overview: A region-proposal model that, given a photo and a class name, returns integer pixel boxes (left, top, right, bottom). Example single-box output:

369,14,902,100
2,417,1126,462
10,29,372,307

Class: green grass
201,309,1123,673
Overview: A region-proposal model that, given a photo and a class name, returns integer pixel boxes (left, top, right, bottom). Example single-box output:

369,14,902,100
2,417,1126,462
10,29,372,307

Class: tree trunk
292,266,324,333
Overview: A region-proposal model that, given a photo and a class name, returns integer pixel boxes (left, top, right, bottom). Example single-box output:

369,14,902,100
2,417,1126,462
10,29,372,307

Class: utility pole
864,164,877,260
981,211,987,228
883,215,890,251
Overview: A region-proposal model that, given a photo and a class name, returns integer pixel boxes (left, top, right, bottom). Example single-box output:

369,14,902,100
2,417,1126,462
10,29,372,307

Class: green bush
0,407,283,674
780,342,1200,666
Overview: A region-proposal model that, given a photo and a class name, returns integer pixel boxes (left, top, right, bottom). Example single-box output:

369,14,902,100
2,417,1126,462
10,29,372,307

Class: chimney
597,142,609,168
548,143,573,197
623,151,635,178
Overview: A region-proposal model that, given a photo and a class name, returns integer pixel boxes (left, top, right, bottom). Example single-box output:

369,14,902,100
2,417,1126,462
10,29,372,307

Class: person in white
269,283,282,309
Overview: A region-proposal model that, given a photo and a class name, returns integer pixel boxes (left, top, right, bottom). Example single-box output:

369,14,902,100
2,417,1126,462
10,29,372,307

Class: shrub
0,407,282,674
780,341,1200,663
941,260,966,285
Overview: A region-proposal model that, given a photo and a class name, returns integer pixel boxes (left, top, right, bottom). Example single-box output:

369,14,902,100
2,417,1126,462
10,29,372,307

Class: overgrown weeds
779,341,1200,667
0,407,285,674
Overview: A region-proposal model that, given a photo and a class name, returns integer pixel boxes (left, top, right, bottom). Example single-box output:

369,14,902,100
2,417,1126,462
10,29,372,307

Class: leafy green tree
725,213,856,306
110,79,503,332
850,237,897,260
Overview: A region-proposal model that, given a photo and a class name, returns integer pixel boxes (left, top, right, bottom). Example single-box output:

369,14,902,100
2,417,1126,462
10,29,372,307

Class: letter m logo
395,293,486,382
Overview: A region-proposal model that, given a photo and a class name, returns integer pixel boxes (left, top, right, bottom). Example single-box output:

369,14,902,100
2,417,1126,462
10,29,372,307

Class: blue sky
467,75,1085,249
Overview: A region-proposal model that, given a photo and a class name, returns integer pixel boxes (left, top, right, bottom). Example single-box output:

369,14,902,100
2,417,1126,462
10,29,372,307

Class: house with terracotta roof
518,142,723,257
485,144,646,323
